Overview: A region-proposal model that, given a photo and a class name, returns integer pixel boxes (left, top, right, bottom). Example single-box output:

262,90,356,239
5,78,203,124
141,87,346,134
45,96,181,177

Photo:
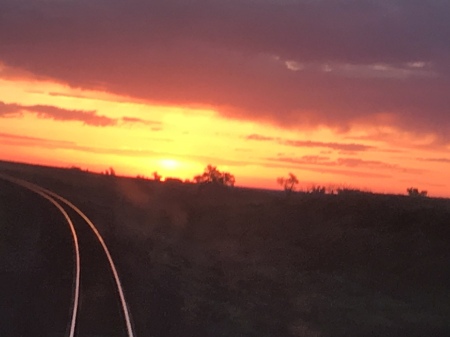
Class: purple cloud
1,1,450,138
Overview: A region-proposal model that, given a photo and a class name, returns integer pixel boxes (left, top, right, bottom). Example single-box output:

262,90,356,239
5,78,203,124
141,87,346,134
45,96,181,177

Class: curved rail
0,174,135,337
0,174,81,337
40,186,135,337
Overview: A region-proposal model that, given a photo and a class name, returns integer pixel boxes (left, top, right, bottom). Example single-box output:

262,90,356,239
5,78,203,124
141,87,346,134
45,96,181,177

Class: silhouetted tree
220,172,236,187
193,165,235,187
277,173,299,195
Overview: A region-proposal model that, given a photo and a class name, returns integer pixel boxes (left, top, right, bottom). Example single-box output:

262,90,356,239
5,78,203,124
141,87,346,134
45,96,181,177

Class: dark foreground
1,160,450,337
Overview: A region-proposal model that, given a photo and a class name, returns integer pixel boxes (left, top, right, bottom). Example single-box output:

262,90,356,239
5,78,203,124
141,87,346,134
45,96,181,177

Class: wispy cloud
263,160,390,179
282,140,374,152
0,132,76,148
31,104,115,126
1,130,419,180
246,134,275,141
0,101,116,126
267,155,423,174
0,132,252,168
47,91,137,105
0,101,163,128
121,116,162,126
246,133,374,152
48,92,94,100
417,157,450,164
335,158,397,170
271,156,392,169
0,131,162,157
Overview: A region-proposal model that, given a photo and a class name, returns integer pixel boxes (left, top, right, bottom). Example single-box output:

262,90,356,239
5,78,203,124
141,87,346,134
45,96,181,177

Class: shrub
307,185,326,195
407,187,428,197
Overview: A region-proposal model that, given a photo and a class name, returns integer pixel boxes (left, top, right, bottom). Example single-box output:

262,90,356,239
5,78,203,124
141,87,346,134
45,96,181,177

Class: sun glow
1,73,450,197
159,158,179,170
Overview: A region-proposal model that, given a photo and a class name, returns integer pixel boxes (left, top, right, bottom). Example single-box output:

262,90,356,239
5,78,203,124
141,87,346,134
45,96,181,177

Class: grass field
1,160,450,337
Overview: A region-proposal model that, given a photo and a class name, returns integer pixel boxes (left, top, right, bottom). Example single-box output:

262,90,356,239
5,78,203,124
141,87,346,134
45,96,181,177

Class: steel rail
42,187,135,337
1,174,135,337
0,174,81,337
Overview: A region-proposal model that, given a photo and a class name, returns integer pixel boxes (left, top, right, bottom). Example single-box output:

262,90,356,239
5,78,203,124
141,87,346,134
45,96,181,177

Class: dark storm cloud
1,0,450,136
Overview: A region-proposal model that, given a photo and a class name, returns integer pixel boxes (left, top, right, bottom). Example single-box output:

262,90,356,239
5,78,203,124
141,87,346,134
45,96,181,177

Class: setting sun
159,159,180,171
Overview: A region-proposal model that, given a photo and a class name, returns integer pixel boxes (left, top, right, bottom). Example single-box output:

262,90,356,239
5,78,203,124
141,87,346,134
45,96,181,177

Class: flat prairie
1,160,450,337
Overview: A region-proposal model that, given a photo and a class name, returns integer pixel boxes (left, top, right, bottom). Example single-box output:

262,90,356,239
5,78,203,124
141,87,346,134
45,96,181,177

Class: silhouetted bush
307,185,326,195
69,166,82,171
407,187,428,197
165,177,183,184
153,171,162,181
336,187,369,195
102,167,116,176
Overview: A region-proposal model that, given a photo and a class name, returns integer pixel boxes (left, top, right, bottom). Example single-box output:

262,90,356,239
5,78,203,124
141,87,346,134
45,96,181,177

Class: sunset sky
1,0,450,196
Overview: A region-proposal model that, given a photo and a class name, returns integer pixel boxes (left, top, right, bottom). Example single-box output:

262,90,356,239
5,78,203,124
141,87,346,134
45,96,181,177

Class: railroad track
0,174,135,337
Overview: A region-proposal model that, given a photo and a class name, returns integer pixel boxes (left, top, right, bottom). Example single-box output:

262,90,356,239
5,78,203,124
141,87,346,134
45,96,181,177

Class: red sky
1,0,450,197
